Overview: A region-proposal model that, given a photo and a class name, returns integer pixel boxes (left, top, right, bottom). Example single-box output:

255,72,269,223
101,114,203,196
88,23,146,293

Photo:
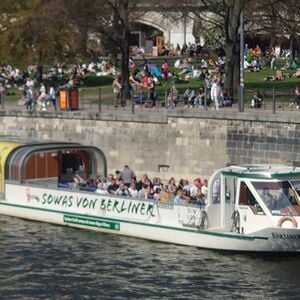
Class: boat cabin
0,141,107,196
206,165,300,232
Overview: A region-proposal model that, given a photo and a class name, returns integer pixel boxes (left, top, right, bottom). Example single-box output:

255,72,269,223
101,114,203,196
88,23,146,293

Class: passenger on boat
173,190,186,204
182,179,190,193
145,185,154,200
153,186,162,201
107,178,120,194
136,174,153,191
262,187,275,210
104,174,115,190
137,183,148,199
190,178,203,201
115,170,123,180
201,179,208,200
73,172,86,188
128,182,139,198
153,177,164,191
115,179,130,196
121,165,136,187
177,178,185,192
167,177,177,199
158,187,170,202
95,182,109,195
173,189,191,204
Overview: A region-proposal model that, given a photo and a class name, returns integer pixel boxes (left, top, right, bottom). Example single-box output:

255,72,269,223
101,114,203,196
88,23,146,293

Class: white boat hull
1,183,300,252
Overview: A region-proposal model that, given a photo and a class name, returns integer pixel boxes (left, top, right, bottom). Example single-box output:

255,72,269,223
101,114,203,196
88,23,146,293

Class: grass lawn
3,57,300,107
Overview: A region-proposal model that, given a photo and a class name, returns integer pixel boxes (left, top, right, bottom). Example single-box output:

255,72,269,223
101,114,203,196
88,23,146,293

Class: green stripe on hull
64,214,120,231
0,202,268,241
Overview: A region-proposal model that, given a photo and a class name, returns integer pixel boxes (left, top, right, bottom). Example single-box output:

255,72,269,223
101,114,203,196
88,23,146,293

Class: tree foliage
0,0,299,94
0,0,81,68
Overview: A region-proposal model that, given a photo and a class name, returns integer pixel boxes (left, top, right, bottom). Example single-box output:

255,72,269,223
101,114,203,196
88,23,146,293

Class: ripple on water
0,216,300,299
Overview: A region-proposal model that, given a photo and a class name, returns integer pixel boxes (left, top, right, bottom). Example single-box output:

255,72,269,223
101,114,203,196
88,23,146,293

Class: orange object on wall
59,88,79,110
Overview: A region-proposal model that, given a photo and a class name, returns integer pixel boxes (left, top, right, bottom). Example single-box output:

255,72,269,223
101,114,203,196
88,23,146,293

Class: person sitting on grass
263,70,284,81
183,86,195,107
292,68,300,78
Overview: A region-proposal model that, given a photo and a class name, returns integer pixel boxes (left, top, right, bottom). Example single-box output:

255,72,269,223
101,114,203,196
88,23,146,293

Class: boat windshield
251,181,300,216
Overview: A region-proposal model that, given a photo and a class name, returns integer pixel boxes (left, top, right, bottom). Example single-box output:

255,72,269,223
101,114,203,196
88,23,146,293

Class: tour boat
1,140,300,252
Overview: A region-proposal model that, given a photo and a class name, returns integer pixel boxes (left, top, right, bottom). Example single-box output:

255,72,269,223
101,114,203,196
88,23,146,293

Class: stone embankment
1,105,300,181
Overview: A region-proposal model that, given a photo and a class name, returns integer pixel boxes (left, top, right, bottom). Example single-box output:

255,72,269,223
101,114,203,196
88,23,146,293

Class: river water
0,215,299,299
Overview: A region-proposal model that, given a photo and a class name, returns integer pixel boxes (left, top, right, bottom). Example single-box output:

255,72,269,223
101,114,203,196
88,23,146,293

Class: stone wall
0,110,299,182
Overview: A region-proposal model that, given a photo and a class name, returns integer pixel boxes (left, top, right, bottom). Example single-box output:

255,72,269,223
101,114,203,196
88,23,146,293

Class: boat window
224,176,236,204
212,178,220,203
239,181,264,215
291,180,300,196
252,181,300,216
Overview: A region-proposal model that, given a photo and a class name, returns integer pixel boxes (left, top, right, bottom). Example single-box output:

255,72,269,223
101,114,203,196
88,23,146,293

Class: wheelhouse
206,165,300,232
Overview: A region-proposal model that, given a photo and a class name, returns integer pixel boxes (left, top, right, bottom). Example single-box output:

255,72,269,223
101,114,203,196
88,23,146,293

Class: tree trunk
223,1,243,97
224,43,235,95
120,0,131,101
120,31,130,100
289,33,295,66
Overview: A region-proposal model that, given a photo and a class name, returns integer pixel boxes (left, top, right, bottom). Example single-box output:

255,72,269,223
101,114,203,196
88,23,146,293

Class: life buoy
277,216,298,228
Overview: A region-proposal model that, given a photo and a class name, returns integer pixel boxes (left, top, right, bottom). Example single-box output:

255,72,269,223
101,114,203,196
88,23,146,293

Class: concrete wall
139,12,195,47
1,110,300,182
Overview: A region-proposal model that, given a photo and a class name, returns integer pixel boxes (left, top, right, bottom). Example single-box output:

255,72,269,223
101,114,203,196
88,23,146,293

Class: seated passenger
115,179,130,196
201,179,208,200
153,186,162,201
145,185,154,200
173,189,192,204
128,182,139,198
190,178,203,202
173,190,186,204
107,178,120,194
96,182,109,195
136,174,152,191
73,172,86,188
167,177,177,199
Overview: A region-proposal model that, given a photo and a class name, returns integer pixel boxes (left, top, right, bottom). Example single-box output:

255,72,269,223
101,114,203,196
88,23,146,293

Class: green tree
0,0,80,75
69,0,146,98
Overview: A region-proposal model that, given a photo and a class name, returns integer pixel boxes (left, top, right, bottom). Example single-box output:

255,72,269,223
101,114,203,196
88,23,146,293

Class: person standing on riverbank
112,74,122,107
211,78,223,111
295,85,300,108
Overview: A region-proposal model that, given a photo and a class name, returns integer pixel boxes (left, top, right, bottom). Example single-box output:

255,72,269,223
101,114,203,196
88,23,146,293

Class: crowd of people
116,50,233,110
72,165,208,205
0,60,118,110
0,41,299,111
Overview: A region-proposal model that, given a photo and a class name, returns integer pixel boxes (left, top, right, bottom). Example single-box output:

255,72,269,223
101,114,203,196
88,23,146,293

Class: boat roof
0,140,107,192
221,164,300,180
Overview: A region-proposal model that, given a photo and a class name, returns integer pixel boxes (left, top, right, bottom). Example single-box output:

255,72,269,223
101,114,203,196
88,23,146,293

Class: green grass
3,57,300,107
